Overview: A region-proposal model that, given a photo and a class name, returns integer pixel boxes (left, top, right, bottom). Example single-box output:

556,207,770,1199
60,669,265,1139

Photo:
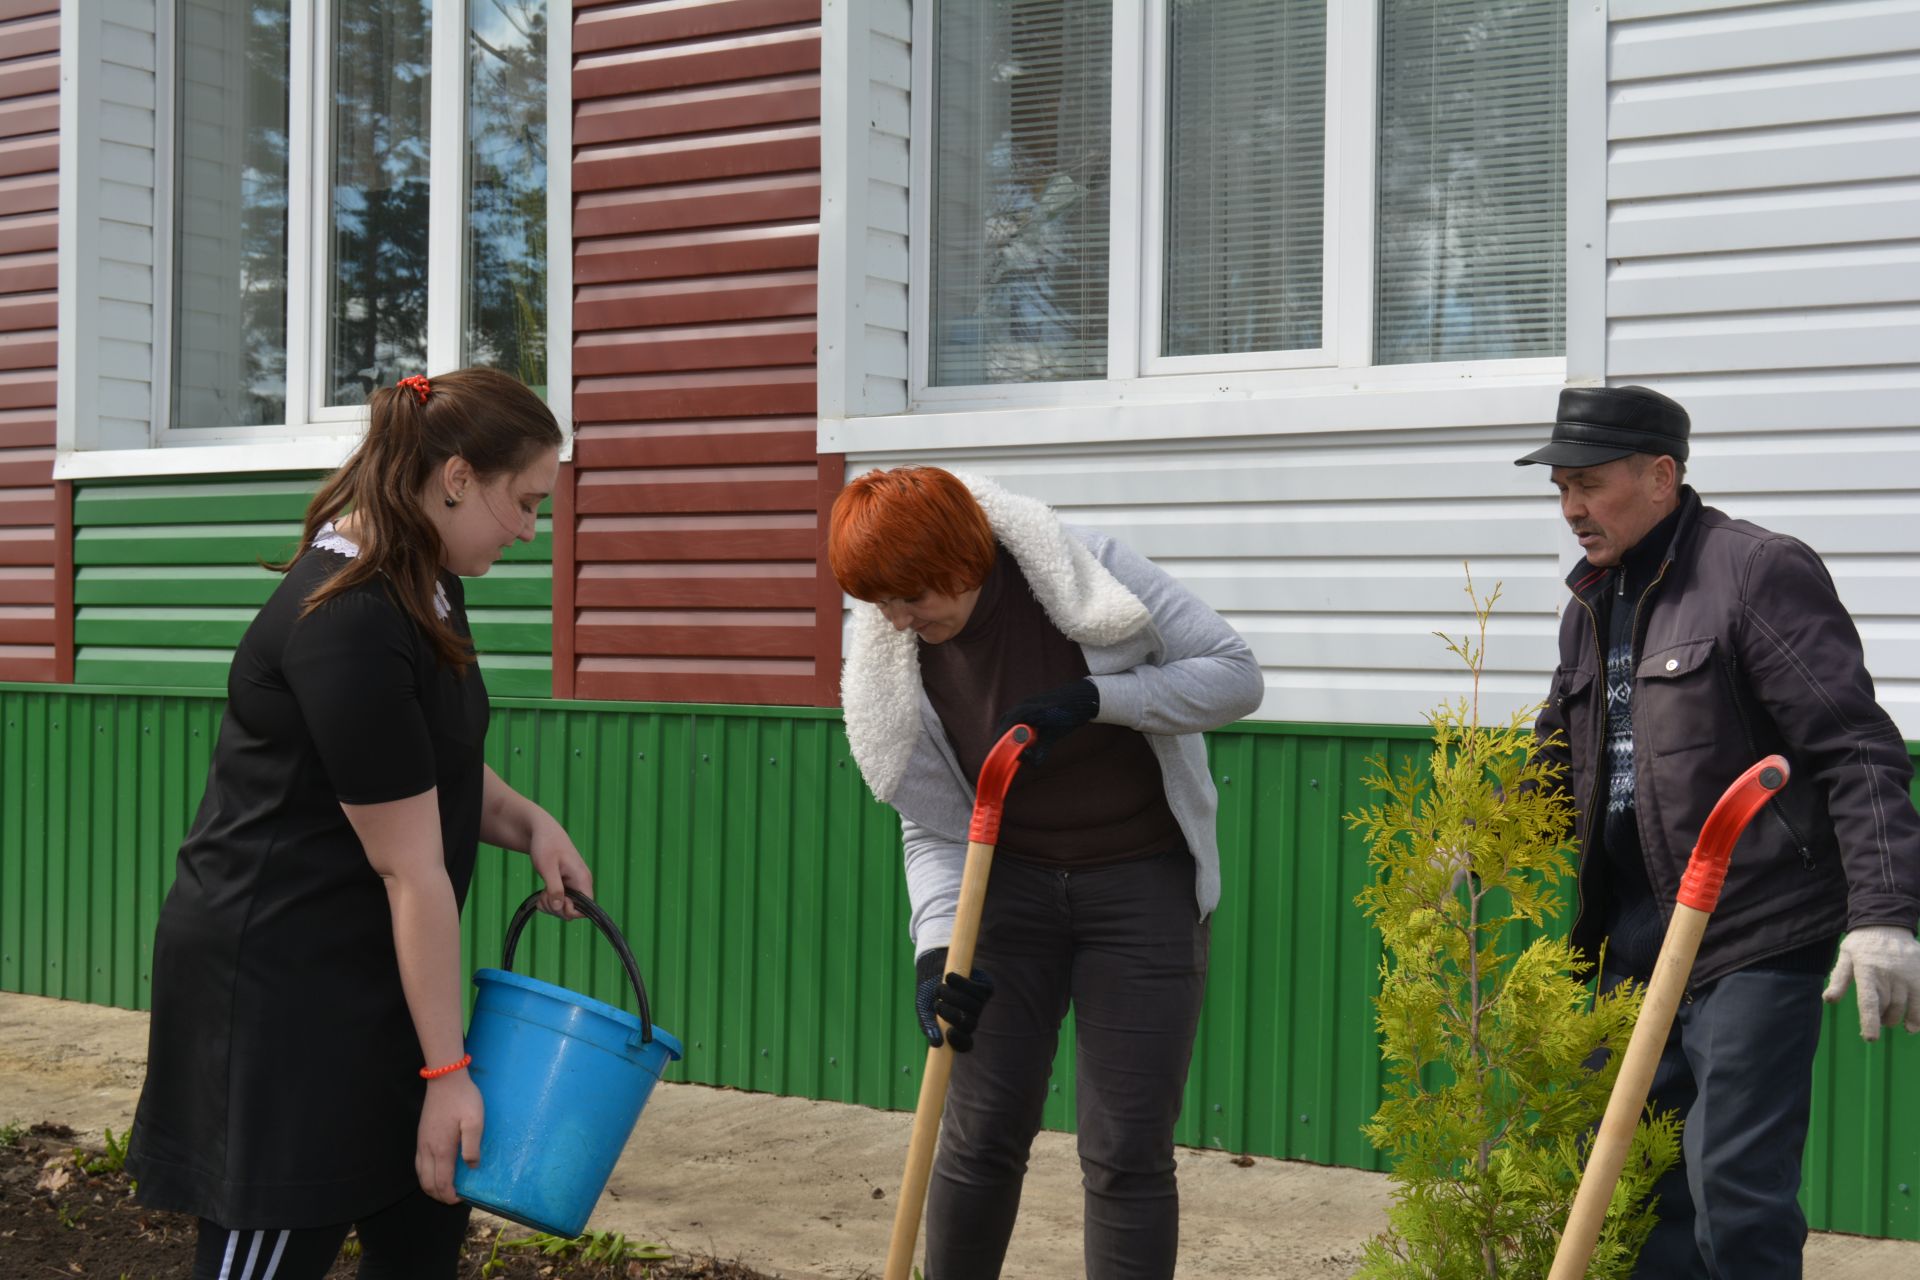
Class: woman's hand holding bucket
528,814,594,921
416,1069,484,1204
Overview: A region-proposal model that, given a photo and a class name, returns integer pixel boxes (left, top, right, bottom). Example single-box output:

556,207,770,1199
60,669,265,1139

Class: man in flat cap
1520,384,1920,1276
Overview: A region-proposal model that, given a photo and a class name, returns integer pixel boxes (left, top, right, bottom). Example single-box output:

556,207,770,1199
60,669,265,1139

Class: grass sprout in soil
0,1122,778,1279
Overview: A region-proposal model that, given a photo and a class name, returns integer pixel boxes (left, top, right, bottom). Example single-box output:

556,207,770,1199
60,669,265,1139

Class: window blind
1163,0,1326,358
1374,0,1566,365
929,0,1113,385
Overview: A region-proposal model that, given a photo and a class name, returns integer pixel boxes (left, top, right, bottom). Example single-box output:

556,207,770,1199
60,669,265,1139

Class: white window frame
57,0,572,480
896,0,1569,420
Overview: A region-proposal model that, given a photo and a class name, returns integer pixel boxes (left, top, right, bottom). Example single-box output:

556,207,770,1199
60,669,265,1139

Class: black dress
126,538,489,1229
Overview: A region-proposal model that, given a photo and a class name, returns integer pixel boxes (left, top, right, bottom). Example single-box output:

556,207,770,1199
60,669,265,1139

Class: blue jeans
1606,966,1826,1279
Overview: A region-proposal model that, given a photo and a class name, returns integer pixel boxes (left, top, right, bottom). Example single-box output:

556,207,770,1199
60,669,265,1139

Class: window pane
326,0,432,405
172,0,290,429
1375,0,1566,365
463,0,548,391
1163,0,1325,358
930,0,1111,386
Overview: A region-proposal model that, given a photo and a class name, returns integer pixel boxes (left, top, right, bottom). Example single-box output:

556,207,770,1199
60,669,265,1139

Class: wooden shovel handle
885,725,1033,1280
1549,755,1788,1279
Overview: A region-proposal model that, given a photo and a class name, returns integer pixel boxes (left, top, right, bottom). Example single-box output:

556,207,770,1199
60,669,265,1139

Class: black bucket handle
500,889,653,1045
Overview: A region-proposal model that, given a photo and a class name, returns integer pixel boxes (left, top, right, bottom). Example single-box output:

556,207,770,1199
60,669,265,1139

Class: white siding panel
1610,1,1920,81
1606,1,1920,737
1609,307,1920,376
1609,183,1920,259
1609,53,1920,140
1609,118,1920,199
821,1,913,423
1609,245,1920,317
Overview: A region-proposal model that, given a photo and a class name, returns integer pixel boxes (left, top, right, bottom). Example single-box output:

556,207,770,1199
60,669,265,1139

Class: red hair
828,467,997,602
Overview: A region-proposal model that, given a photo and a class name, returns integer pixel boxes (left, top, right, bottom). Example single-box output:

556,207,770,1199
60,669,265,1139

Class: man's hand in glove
1823,926,1920,1041
915,947,994,1052
992,678,1100,763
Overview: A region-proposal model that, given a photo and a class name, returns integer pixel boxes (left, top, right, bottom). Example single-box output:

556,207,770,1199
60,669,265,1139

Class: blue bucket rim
472,967,683,1060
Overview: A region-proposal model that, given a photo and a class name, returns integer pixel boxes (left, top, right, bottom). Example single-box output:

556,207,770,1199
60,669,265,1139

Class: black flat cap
1515,385,1691,468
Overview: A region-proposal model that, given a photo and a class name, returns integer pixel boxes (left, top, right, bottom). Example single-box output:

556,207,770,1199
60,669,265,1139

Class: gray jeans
924,849,1210,1280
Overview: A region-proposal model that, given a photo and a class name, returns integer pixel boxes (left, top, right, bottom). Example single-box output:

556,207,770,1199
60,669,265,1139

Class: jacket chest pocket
1554,663,1598,751
1637,637,1719,756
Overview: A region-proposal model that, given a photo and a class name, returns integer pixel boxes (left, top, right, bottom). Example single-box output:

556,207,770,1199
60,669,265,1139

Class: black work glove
991,678,1100,763
914,947,994,1052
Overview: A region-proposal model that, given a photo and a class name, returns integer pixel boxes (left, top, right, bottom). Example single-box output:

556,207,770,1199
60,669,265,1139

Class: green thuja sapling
1348,572,1679,1279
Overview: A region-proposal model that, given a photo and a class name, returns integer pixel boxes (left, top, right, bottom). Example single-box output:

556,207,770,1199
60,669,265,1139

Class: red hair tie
396,374,432,404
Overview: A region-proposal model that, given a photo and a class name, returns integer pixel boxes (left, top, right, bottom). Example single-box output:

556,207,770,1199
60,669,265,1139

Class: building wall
819,0,1920,741
566,0,844,706
4,682,1917,1240
1603,0,1920,734
0,1,60,683
69,477,555,697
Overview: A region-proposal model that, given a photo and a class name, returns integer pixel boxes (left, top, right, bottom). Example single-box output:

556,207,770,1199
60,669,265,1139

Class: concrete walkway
2,991,1912,1278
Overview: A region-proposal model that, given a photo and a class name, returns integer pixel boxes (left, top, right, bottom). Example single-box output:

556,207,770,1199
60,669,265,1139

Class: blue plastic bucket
453,890,681,1237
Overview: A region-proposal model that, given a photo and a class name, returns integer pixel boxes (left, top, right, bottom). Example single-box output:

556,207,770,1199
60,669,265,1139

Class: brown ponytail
277,366,563,671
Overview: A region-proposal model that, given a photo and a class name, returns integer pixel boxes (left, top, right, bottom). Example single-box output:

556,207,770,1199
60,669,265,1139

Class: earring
445,495,458,508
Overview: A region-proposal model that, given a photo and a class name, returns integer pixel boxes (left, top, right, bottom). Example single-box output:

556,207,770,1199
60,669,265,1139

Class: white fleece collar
841,473,1149,802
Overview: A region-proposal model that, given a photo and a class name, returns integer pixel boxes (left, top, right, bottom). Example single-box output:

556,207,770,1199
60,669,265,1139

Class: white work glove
1823,926,1920,1041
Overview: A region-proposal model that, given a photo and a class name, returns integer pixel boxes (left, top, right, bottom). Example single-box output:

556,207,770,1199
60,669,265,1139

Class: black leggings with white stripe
191,1189,470,1280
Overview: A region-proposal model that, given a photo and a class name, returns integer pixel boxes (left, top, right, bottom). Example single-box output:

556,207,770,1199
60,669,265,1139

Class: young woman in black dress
126,368,592,1280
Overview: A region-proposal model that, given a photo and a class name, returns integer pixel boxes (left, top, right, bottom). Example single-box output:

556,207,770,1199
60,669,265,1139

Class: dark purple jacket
1534,488,1920,987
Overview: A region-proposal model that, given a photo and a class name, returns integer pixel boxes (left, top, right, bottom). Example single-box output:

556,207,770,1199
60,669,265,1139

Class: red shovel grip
968,725,1033,844
1676,755,1789,912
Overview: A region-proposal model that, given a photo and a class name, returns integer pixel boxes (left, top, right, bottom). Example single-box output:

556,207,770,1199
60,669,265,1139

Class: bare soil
0,1122,774,1280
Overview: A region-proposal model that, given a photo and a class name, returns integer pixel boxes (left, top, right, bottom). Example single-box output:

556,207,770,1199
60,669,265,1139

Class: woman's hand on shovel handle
416,1070,484,1204
993,679,1100,763
915,947,995,1052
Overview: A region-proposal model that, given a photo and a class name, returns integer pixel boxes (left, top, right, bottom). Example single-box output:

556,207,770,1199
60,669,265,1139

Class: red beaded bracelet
419,1053,472,1080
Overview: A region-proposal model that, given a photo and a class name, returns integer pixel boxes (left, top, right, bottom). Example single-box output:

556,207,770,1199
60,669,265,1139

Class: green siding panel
2,688,1915,1240
70,479,554,695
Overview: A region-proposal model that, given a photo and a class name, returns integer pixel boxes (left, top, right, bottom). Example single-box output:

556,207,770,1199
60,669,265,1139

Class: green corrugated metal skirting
1,685,1916,1240
71,478,553,697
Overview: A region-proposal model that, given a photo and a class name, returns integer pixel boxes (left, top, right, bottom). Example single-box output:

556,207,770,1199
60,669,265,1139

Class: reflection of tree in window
327,0,432,405
932,0,1111,385
172,0,291,429
1374,0,1565,365
1163,0,1325,358
464,0,547,392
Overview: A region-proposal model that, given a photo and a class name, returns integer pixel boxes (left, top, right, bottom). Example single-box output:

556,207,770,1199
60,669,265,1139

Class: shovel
1548,753,1789,1279
884,723,1033,1280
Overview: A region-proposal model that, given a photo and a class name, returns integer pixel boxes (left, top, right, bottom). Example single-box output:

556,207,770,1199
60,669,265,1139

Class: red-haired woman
828,467,1264,1280
126,369,592,1280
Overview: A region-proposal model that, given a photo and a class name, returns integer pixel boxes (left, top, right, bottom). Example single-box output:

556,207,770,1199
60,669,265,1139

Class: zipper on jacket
1628,559,1674,906
1568,592,1605,944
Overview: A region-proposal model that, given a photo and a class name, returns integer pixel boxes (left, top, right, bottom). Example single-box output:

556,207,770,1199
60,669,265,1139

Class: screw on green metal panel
828,1057,837,1066
768,757,777,765
1309,779,1319,788
1299,1114,1309,1124
1212,1103,1221,1112
1221,776,1230,784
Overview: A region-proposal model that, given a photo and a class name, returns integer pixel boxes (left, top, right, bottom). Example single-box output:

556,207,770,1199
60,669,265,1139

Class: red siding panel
574,74,819,146
574,173,820,239
0,2,56,684
564,1,838,706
